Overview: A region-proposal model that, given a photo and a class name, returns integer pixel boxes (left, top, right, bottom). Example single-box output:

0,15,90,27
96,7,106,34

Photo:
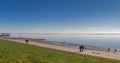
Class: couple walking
79,44,85,52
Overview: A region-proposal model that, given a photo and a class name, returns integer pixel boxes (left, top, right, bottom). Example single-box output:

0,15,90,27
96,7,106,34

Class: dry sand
4,39,120,60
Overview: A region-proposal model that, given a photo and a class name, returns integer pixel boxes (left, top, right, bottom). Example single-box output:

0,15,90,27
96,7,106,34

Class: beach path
4,39,120,60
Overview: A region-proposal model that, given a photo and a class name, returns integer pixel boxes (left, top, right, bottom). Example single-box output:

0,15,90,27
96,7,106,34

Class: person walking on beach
79,44,84,52
114,48,117,52
25,40,29,43
108,48,110,52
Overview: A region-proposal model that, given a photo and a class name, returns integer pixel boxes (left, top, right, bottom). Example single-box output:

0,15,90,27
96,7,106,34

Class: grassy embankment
0,39,120,63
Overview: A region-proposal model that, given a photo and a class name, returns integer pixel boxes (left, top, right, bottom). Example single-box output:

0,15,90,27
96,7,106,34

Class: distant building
0,33,10,38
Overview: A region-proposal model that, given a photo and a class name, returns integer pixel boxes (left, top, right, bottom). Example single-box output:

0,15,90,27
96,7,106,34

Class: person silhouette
108,48,110,52
79,44,84,52
114,49,117,52
25,40,29,43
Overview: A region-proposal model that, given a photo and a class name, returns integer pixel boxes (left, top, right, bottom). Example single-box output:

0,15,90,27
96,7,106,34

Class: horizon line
2,32,120,35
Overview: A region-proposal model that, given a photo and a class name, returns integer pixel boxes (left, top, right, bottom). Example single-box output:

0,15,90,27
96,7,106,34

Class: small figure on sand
79,44,84,52
108,48,110,52
25,40,29,43
114,48,117,52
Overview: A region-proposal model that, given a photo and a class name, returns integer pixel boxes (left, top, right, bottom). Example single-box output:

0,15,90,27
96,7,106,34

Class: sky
0,0,120,33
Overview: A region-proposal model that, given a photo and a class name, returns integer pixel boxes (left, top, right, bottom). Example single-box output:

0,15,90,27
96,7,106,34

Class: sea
10,34,120,48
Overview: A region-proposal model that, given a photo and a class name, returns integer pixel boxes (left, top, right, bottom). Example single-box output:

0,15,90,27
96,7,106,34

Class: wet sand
3,38,120,60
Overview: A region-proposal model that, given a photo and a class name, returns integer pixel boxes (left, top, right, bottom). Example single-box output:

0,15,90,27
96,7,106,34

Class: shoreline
7,37,120,52
3,37,120,60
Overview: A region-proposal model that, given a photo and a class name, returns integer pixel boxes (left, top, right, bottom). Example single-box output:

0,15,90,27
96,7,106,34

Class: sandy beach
4,38,120,60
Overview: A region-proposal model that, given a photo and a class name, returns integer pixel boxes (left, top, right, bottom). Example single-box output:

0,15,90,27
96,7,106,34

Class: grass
0,39,120,63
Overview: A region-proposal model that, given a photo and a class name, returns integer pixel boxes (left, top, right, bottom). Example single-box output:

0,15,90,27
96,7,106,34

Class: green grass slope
0,39,119,63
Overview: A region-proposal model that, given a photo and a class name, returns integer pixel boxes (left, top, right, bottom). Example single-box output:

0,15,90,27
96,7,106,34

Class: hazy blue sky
0,0,120,33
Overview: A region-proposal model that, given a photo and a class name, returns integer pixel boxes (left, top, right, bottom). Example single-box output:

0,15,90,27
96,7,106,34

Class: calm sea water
11,34,120,48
